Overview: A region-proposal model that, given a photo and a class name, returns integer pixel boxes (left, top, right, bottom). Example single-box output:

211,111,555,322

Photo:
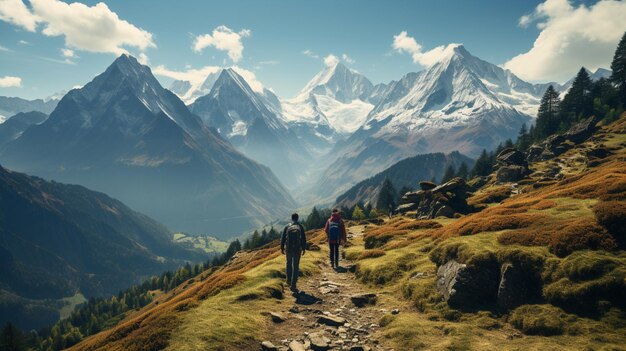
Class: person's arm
280,226,287,253
300,224,307,254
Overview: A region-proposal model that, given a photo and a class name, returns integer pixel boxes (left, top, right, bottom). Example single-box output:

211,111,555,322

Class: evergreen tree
611,31,626,106
535,85,561,139
471,149,492,177
455,162,469,180
441,165,456,184
0,323,26,351
516,123,532,151
305,206,322,230
560,67,593,125
376,178,396,210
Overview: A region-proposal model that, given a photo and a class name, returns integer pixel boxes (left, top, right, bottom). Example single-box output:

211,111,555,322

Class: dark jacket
280,222,306,253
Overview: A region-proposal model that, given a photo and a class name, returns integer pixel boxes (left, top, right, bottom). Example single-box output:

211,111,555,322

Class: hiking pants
329,243,339,267
286,251,301,288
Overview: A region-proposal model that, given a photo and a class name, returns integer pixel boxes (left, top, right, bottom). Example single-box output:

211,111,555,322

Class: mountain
0,96,57,123
281,61,380,137
335,151,474,208
189,69,312,189
559,67,612,94
0,54,296,237
0,111,47,148
0,164,204,330
308,45,534,203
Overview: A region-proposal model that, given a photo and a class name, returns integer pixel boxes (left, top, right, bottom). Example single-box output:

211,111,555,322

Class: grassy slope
70,116,626,351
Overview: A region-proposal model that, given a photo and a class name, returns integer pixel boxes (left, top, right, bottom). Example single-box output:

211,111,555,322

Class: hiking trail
262,225,398,351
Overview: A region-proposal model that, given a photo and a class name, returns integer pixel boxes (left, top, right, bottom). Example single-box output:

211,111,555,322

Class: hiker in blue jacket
280,213,306,293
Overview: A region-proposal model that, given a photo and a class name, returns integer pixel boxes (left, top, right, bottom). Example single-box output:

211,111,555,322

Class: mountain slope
0,111,47,148
335,151,474,208
0,96,57,123
0,165,203,330
308,45,533,203
0,55,296,237
190,69,312,189
66,113,626,351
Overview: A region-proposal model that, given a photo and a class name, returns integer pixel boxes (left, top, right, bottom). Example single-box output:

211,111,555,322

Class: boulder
419,181,437,190
318,314,347,326
436,260,499,309
496,165,528,183
563,115,599,144
308,332,330,351
261,341,279,351
350,293,377,307
288,340,306,351
269,312,286,323
497,148,527,167
397,177,472,219
497,263,527,310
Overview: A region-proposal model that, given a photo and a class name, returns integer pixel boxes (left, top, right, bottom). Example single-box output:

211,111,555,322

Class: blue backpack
328,220,341,243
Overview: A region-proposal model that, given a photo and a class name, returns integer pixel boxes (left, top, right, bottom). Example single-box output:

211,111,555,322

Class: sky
0,0,625,100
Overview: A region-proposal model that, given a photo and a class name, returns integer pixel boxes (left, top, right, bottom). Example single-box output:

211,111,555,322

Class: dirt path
263,226,395,351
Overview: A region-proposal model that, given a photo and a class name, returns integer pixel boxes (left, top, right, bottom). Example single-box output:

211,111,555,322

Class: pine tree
0,323,26,351
611,31,626,106
535,85,561,139
456,162,469,180
516,123,531,150
560,67,593,125
471,149,492,177
376,178,396,210
305,206,322,230
441,165,456,184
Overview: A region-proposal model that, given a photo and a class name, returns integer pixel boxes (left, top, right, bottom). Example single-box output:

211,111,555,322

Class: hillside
0,165,204,330
335,151,474,208
66,114,626,350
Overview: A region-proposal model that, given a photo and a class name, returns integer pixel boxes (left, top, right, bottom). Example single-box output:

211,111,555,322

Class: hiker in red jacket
324,208,347,270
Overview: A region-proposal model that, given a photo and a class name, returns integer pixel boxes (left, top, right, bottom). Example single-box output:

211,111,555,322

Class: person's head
291,213,299,222
332,208,339,214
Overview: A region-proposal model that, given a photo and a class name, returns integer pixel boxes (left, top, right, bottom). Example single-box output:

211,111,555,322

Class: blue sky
1,0,625,100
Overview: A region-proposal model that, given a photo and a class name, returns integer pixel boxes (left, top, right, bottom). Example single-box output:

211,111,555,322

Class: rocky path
261,226,395,351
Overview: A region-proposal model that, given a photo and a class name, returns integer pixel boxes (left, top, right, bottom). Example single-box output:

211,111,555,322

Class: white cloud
0,44,10,51
0,76,22,88
18,40,29,45
0,0,155,56
392,31,461,67
302,49,319,59
61,48,75,58
0,0,38,31
504,0,626,82
231,66,264,92
341,53,355,64
192,25,250,63
324,54,339,67
137,52,149,65
258,60,279,65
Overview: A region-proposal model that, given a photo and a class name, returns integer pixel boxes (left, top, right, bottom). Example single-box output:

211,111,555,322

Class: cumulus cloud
61,48,75,58
0,76,22,88
392,31,461,67
0,44,10,51
323,54,339,67
192,25,250,63
0,0,38,31
137,52,149,65
504,0,626,82
0,0,155,55
302,49,319,59
18,40,29,45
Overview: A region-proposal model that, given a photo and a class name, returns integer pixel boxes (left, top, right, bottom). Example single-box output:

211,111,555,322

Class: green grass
172,233,229,254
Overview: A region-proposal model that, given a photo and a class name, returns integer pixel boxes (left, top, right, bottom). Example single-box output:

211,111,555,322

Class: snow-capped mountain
281,61,381,136
189,68,312,188
0,54,296,237
308,45,537,203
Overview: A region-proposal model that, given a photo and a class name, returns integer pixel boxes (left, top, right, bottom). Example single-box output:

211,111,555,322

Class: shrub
358,249,386,260
468,186,511,205
548,221,617,257
395,220,442,231
593,200,626,246
509,305,573,336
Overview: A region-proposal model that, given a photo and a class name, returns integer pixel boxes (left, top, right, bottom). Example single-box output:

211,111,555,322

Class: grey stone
497,148,527,167
288,340,306,351
496,165,528,183
318,314,347,326
436,260,499,309
350,293,377,307
269,312,286,323
261,341,279,351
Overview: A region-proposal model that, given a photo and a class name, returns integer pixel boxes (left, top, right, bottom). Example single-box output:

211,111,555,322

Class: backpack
328,220,341,243
285,223,302,253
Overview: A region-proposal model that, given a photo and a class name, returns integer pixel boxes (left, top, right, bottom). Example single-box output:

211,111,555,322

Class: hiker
280,213,306,293
388,203,395,218
324,209,347,270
